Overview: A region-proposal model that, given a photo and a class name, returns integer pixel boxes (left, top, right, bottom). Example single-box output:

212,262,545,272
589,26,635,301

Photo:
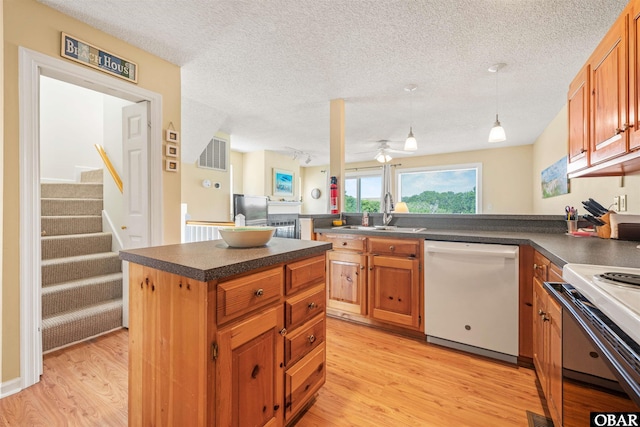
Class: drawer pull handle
251,364,260,379
308,335,316,343
255,288,264,297
308,302,317,309
279,328,287,336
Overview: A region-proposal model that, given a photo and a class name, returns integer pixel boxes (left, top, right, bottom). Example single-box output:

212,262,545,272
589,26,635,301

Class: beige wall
231,151,244,195
3,0,181,382
240,150,302,199
301,145,534,214
265,151,301,200
301,166,328,214
181,132,232,221
532,106,640,214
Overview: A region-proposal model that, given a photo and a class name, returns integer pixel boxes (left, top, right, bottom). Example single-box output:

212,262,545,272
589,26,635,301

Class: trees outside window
396,164,481,214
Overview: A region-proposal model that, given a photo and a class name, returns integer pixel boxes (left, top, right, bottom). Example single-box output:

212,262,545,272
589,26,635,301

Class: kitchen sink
335,225,425,233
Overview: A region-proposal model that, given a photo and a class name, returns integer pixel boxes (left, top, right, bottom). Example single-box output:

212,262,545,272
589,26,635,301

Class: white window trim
345,169,383,213
395,163,483,214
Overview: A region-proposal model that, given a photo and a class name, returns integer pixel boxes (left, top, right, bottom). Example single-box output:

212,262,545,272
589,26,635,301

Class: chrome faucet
382,192,394,225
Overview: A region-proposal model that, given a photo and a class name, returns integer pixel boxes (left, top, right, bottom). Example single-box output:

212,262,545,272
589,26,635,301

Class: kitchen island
120,237,332,427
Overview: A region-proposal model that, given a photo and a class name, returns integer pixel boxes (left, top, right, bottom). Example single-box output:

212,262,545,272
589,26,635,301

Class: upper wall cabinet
568,0,640,178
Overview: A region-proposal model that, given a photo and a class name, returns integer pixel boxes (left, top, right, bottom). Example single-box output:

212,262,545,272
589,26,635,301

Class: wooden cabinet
216,305,284,427
629,0,640,151
368,237,421,329
128,253,327,426
568,65,590,173
532,252,563,427
326,249,367,315
568,1,640,177
590,12,629,165
320,232,423,333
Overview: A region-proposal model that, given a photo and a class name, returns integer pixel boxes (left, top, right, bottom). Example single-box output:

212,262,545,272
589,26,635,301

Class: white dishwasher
424,241,519,363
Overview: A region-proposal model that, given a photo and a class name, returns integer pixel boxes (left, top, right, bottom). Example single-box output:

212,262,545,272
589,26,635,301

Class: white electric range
556,263,640,405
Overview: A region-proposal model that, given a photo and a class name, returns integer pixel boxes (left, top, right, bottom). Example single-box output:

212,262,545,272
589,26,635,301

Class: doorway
18,47,163,391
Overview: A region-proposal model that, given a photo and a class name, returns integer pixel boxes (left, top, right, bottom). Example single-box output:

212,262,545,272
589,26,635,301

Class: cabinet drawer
285,343,326,421
533,251,550,280
285,284,326,330
286,255,325,295
285,315,325,367
323,234,366,252
217,267,283,324
548,263,563,283
368,237,420,257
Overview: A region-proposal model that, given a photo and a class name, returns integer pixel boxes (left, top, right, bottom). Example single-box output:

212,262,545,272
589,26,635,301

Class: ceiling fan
368,140,409,163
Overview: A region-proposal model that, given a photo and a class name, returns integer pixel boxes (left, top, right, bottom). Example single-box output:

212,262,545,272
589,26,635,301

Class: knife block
596,212,611,238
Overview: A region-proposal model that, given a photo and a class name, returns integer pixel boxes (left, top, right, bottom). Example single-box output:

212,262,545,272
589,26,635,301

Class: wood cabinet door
326,250,367,315
216,305,284,427
568,64,590,173
630,2,640,151
368,255,420,329
590,13,629,165
532,278,548,396
547,296,563,427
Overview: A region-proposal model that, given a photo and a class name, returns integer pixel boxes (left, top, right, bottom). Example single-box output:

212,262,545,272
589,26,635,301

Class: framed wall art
166,143,179,158
166,129,179,143
165,159,179,172
273,168,294,196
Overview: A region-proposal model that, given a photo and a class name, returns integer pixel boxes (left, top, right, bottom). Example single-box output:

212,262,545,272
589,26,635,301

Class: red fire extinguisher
330,176,338,214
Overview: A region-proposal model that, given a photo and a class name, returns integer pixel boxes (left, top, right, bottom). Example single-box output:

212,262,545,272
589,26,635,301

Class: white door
122,101,150,249
122,101,150,328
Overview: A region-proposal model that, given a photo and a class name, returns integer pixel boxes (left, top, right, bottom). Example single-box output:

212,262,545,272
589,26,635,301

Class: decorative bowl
218,226,276,248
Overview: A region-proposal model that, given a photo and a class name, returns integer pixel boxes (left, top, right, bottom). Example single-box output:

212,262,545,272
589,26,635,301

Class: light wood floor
0,317,637,426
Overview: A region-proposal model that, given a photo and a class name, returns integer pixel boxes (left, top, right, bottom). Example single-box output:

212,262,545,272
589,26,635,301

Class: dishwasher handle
424,243,518,259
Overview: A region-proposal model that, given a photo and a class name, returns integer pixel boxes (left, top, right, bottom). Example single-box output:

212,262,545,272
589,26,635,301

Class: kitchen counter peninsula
120,237,332,426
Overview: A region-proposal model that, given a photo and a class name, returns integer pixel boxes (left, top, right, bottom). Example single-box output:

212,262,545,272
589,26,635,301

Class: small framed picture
166,143,179,158
165,159,179,172
166,129,179,143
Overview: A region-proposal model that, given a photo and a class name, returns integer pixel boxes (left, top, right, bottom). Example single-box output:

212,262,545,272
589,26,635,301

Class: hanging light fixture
404,84,418,151
375,150,392,163
488,63,506,143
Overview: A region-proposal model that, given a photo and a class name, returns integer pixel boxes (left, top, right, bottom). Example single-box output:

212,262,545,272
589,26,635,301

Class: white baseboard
0,377,23,399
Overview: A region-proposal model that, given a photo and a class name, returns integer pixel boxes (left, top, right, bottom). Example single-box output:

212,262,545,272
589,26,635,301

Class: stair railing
94,144,123,193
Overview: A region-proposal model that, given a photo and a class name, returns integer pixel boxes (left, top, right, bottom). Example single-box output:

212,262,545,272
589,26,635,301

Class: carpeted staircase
41,170,123,352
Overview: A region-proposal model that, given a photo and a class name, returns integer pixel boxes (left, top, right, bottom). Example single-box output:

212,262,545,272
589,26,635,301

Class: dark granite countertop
119,238,332,282
313,227,640,269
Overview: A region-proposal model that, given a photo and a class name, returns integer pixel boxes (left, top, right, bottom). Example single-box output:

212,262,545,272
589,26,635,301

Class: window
396,164,481,214
344,173,381,213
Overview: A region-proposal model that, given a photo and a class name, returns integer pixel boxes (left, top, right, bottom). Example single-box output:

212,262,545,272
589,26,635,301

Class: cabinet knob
342,241,348,246
580,148,586,154
254,288,264,297
360,265,365,270
279,328,287,336
538,309,546,316
308,335,316,343
121,226,127,230
389,245,395,251
308,302,317,310
615,124,633,134
543,315,550,322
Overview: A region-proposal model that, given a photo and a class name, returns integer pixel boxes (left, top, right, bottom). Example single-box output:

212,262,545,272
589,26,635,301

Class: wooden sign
61,32,138,83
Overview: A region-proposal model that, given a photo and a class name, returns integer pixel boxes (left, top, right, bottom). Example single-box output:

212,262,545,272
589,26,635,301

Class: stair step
41,215,102,236
42,299,123,352
41,198,103,216
41,182,103,199
80,169,103,184
42,252,122,286
42,273,123,317
42,232,113,260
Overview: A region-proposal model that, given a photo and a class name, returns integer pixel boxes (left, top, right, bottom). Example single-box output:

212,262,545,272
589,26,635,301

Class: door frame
18,47,163,389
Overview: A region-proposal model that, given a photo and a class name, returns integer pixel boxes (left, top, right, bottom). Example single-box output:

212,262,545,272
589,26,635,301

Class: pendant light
488,63,506,143
404,84,418,151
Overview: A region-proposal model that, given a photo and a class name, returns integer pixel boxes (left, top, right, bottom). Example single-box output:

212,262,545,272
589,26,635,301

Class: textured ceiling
38,0,629,166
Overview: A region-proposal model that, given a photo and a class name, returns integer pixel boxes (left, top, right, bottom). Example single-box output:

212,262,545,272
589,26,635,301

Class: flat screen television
233,194,268,226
